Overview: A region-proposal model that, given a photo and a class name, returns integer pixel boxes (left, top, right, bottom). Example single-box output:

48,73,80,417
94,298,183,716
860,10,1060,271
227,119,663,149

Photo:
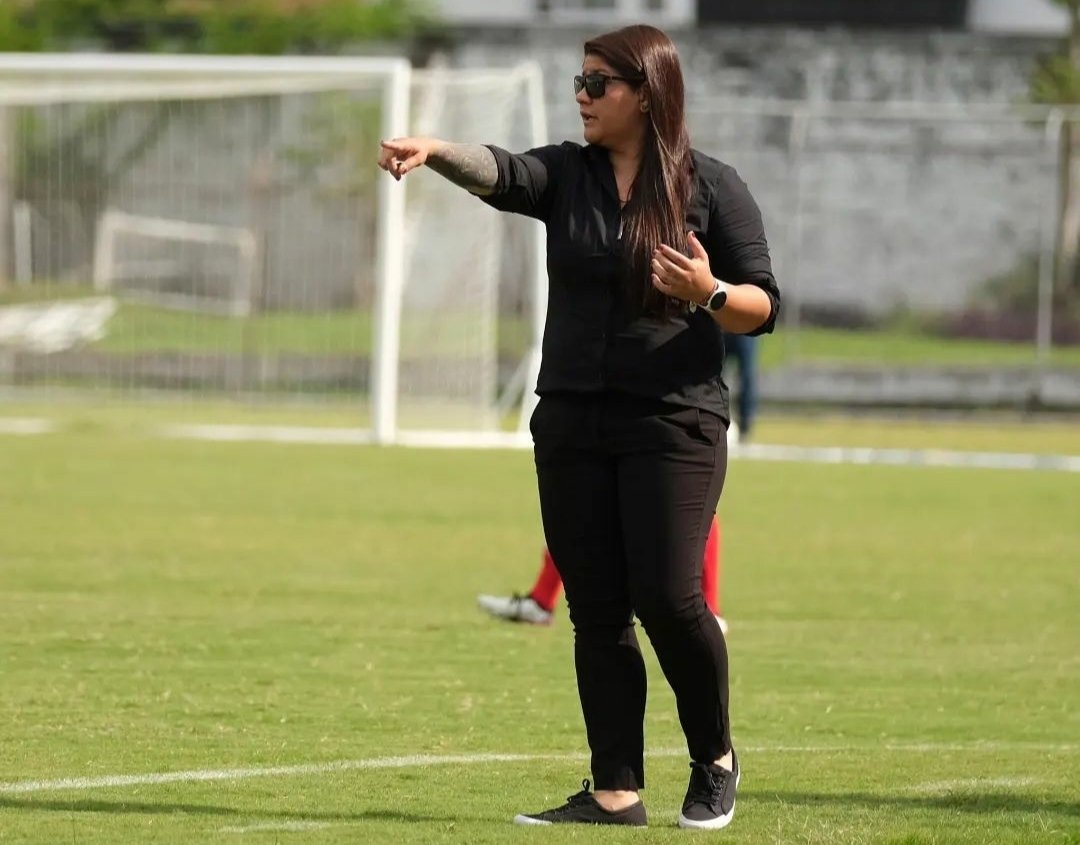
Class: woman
379,24,779,830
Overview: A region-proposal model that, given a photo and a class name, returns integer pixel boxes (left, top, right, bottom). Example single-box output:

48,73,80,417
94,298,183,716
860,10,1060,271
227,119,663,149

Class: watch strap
698,279,720,309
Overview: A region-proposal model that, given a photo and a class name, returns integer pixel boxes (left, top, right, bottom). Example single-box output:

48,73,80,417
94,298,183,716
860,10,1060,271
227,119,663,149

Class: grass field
94,305,1080,369
1,412,1078,844
3,286,1079,368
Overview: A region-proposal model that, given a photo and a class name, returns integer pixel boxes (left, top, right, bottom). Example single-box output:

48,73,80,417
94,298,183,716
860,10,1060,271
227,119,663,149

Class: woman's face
577,53,646,150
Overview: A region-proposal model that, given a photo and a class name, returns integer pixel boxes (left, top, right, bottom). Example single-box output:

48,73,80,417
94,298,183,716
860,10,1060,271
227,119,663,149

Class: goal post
384,61,548,449
370,58,410,446
93,209,259,317
0,54,547,448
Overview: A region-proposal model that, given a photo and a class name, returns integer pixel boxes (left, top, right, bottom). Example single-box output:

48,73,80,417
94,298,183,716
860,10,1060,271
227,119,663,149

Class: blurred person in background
379,23,777,830
721,331,759,443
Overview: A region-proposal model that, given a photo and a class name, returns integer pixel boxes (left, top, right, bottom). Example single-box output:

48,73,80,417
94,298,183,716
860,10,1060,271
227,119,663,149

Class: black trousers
531,391,731,791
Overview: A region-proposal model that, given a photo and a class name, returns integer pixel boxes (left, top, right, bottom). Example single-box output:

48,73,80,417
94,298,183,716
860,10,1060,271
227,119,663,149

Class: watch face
708,289,727,311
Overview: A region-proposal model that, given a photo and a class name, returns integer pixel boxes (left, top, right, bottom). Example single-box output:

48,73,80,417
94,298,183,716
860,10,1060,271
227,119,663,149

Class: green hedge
0,0,434,53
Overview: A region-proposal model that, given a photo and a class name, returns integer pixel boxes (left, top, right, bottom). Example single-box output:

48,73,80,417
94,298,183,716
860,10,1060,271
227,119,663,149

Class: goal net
0,55,548,447
390,64,547,447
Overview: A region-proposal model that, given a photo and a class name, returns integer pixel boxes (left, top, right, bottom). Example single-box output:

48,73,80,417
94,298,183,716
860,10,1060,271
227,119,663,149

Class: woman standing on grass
378,24,778,830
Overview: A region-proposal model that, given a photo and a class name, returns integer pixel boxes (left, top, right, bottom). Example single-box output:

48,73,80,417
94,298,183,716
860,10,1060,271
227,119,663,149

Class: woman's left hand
651,231,714,305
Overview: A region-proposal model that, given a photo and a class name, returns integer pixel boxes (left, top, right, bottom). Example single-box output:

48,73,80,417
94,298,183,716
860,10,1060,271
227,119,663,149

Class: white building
433,0,1070,35
434,0,695,28
969,0,1070,35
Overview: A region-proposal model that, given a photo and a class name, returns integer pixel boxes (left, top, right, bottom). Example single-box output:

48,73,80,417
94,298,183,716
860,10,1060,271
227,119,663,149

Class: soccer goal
93,210,258,317
0,54,548,448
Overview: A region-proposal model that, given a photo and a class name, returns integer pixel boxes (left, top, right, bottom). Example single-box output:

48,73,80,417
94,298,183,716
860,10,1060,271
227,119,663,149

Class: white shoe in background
477,593,553,625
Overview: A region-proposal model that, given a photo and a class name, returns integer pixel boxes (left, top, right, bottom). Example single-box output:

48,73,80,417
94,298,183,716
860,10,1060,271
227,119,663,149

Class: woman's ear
638,84,651,113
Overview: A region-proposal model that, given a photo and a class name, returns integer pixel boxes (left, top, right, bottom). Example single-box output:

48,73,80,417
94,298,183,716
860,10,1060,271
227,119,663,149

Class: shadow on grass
746,789,1080,818
0,796,460,824
8,791,1076,825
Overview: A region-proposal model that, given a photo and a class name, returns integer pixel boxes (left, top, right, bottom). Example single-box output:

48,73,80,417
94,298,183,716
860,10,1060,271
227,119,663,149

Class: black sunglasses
574,72,639,99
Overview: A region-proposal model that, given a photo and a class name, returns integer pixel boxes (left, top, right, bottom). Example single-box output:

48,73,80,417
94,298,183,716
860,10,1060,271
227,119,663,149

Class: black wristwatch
699,279,727,313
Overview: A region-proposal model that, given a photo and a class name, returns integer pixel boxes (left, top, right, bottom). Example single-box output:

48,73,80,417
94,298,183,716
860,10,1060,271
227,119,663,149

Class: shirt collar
584,144,620,205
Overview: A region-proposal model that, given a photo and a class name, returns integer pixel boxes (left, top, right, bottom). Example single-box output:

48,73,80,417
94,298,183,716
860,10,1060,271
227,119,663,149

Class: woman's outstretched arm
378,137,497,196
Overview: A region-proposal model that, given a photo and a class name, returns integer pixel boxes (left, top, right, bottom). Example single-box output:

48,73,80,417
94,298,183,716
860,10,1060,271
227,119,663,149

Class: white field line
160,424,374,446
2,743,1075,796
734,443,1080,473
0,753,549,795
0,417,54,435
157,423,1080,473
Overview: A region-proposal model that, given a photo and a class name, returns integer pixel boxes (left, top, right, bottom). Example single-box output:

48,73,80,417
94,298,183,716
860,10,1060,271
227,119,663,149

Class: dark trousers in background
722,331,759,436
530,391,730,791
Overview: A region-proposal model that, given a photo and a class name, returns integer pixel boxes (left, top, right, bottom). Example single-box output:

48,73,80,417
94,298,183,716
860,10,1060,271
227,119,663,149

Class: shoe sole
513,814,648,827
676,764,741,830
513,814,552,826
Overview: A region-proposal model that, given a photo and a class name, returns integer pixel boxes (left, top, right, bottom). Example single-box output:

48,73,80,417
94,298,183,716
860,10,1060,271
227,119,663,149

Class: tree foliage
1032,0,1080,104
1032,53,1080,104
0,0,434,53
1027,0,1080,310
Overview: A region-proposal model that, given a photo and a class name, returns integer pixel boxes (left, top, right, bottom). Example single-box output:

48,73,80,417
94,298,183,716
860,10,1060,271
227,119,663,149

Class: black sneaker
677,751,740,830
514,779,647,827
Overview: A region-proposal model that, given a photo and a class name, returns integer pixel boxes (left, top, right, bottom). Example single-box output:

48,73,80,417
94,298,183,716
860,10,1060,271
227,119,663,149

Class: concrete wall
968,0,1070,35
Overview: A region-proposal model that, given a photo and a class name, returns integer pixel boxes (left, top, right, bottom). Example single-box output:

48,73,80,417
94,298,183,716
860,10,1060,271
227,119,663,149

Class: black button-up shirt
480,142,780,422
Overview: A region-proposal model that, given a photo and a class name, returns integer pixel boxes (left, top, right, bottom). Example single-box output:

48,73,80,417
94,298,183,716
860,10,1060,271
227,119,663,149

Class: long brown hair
584,25,693,317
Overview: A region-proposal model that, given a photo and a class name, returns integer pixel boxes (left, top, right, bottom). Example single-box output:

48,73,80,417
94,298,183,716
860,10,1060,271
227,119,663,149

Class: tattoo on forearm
427,144,498,195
